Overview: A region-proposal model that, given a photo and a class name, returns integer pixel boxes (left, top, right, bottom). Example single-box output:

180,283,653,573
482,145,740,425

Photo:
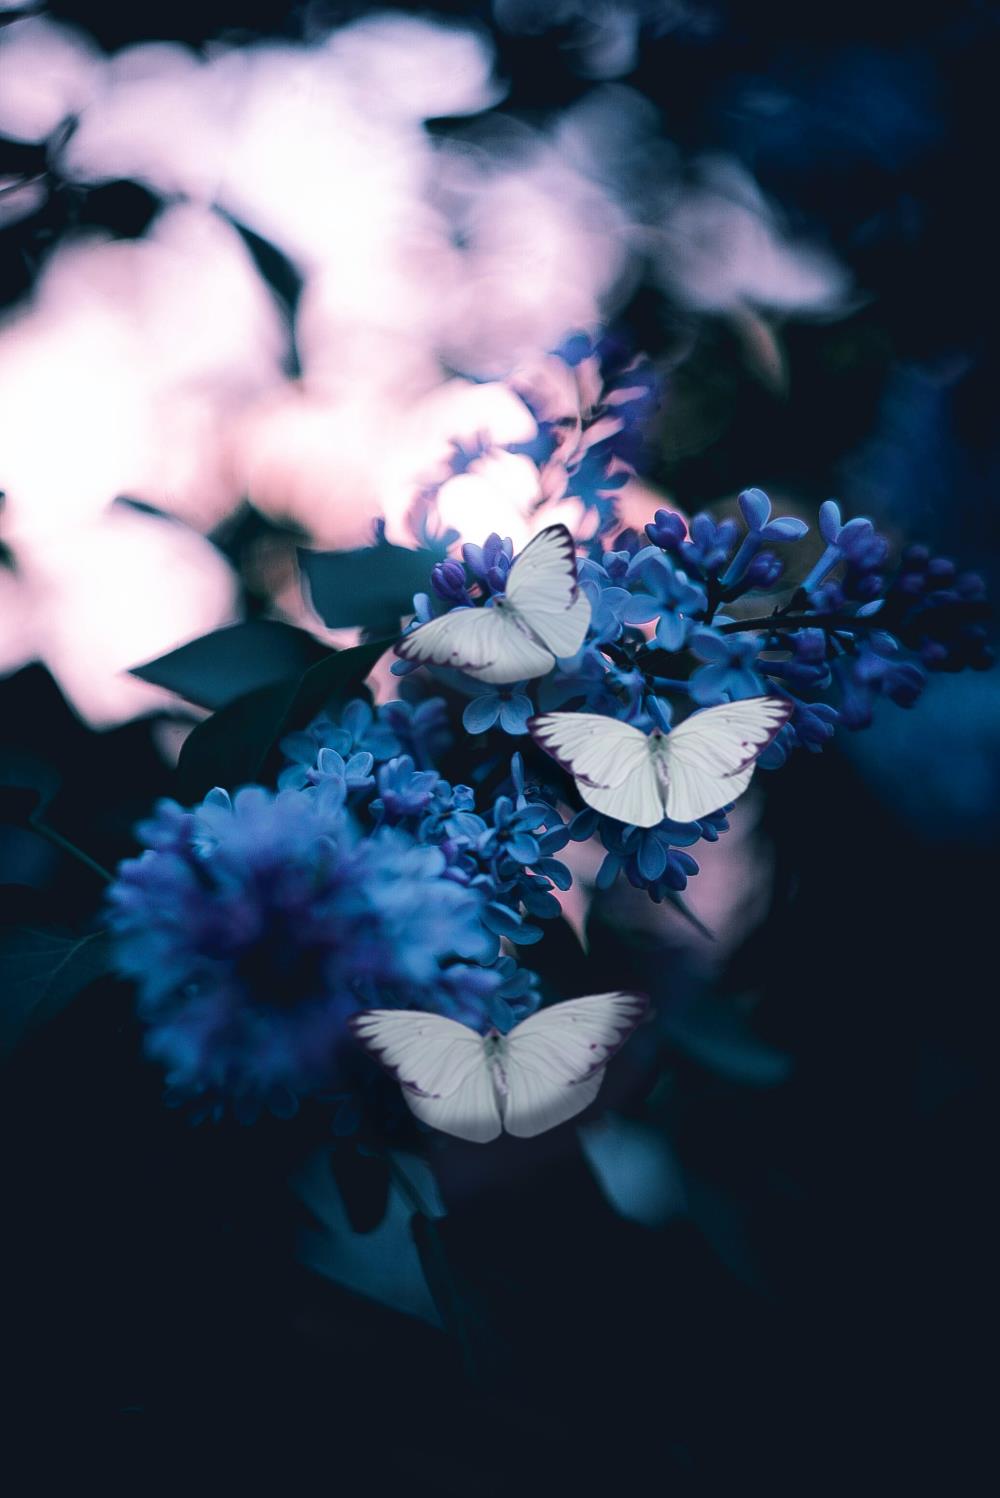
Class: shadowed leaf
176,636,394,800
0,927,113,1060
300,542,442,631
131,619,330,711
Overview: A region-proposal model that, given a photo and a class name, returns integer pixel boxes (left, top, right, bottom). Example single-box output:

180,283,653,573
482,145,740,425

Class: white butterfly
529,696,791,828
350,992,647,1143
395,524,591,685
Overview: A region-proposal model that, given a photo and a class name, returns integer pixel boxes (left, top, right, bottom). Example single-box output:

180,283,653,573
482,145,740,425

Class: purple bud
956,572,986,600
886,663,925,707
901,544,930,569
896,571,926,596
852,574,884,601
431,559,471,604
792,628,827,662
745,549,785,587
927,556,956,583
644,508,686,550
920,641,949,667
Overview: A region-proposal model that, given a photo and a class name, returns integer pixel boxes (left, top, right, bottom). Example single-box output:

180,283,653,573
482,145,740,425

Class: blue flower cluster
397,487,991,894
106,693,585,1113
106,783,508,1117
107,463,991,1121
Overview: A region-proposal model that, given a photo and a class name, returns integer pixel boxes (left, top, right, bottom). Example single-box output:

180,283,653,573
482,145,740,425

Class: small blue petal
463,695,502,734
738,487,772,532
760,517,809,541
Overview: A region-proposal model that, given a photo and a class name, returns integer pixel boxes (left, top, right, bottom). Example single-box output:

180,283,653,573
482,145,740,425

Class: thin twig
29,817,113,884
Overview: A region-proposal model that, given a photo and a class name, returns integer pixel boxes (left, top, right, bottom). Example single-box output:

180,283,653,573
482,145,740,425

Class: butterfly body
350,992,646,1142
396,524,591,684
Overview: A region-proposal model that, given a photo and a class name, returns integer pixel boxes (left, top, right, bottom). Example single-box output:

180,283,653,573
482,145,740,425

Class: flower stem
716,611,882,636
29,817,113,884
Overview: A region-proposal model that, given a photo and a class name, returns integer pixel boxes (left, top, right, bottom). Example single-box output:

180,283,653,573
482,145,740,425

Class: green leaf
300,542,441,631
0,926,113,1060
662,994,791,1086
130,620,329,711
0,749,61,823
293,1148,444,1326
176,636,394,801
578,1114,686,1226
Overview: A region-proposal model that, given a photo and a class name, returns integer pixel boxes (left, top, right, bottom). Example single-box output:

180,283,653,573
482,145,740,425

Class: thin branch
29,818,113,884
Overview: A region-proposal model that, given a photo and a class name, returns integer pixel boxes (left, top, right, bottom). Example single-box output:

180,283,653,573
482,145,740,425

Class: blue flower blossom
622,548,707,651
688,629,766,704
462,682,534,736
107,787,497,1112
801,500,888,596
371,755,441,818
644,507,687,552
431,558,471,605
279,698,401,789
378,695,452,767
462,532,513,595
681,513,739,573
721,489,809,587
597,817,702,896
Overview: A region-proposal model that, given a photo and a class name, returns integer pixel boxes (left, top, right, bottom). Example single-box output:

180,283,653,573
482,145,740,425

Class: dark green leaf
300,542,441,630
294,1148,443,1326
176,636,393,801
130,619,329,711
0,926,113,1060
0,825,58,889
662,994,791,1086
220,213,303,325
579,1114,686,1225
0,749,60,822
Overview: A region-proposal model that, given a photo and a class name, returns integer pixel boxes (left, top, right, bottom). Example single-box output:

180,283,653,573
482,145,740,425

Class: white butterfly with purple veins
529,696,792,828
350,992,647,1143
395,524,591,685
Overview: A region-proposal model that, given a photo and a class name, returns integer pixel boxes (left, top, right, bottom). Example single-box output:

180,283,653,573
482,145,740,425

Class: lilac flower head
107,787,495,1113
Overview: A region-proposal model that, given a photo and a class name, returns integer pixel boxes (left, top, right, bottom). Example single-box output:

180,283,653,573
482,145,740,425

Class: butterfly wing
662,696,791,823
529,711,664,827
575,760,665,828
500,992,647,1138
396,606,553,684
350,1009,501,1143
505,525,591,658
529,711,649,789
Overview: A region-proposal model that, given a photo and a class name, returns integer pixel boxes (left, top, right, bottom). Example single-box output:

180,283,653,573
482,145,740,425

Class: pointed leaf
131,620,329,710
300,543,443,630
0,927,113,1060
176,637,393,801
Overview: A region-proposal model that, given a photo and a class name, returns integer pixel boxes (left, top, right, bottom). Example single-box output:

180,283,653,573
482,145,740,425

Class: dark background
1,1,996,1486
